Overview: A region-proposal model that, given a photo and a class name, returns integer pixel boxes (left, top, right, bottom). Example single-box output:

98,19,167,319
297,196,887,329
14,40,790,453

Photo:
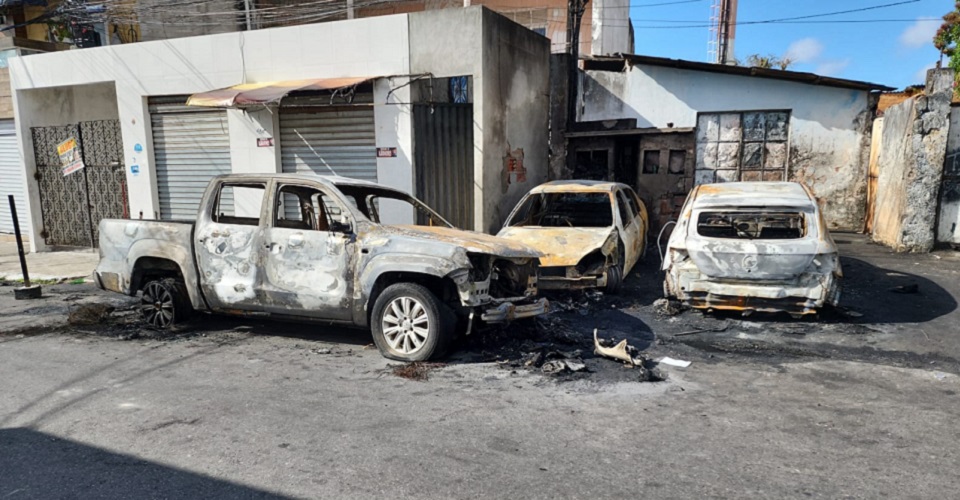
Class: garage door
150,98,231,221
0,119,26,233
279,98,376,183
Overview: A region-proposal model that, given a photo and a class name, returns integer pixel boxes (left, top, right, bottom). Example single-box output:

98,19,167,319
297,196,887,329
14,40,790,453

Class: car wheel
371,283,453,362
140,278,192,329
604,244,625,294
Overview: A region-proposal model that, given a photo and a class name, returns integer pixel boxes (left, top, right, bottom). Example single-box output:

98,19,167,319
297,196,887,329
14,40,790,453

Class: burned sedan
662,182,841,316
498,181,648,293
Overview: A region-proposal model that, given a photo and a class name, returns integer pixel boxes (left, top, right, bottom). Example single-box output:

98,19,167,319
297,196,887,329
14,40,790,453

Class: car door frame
258,179,357,321
615,188,643,275
194,178,270,312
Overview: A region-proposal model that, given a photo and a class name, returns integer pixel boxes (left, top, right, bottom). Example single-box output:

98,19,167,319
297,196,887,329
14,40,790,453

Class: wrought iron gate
32,120,127,247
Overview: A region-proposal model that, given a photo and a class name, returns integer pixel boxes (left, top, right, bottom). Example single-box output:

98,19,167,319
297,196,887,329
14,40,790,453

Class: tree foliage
740,54,794,70
934,1,960,93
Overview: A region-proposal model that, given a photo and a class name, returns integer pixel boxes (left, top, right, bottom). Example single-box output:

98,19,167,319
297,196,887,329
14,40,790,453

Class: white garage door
0,119,26,233
150,98,231,221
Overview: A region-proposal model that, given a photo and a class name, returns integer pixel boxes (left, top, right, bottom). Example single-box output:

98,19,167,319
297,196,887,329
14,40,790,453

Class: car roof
213,173,392,190
529,180,629,194
692,181,815,208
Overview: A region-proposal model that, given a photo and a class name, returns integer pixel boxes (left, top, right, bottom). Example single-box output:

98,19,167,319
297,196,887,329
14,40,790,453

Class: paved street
2,235,959,498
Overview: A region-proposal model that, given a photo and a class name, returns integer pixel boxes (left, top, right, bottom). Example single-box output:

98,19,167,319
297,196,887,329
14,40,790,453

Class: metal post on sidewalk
8,195,41,300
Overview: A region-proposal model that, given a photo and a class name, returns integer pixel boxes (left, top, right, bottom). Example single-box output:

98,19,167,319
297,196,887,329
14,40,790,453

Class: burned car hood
384,225,542,258
497,226,613,267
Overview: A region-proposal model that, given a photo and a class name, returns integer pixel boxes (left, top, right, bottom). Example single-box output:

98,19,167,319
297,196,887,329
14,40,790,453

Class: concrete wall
480,8,550,233
591,0,632,56
939,106,960,245
137,0,240,41
409,7,549,232
872,69,953,252
580,65,875,231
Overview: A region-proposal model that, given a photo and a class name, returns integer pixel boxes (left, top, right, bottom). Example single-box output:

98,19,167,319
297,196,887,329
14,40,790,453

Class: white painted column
117,89,159,221
227,107,281,217
374,77,415,225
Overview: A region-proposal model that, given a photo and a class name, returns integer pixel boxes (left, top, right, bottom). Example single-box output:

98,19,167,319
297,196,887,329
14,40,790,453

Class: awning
186,77,376,108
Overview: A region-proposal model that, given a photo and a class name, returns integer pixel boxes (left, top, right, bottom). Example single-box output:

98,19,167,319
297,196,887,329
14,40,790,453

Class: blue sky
624,0,947,89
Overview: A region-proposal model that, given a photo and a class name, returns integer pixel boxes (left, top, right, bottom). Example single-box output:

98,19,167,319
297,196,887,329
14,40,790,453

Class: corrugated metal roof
583,54,894,92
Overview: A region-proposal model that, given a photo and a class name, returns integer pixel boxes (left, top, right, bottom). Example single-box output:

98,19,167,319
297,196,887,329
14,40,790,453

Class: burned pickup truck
662,182,841,316
94,174,547,361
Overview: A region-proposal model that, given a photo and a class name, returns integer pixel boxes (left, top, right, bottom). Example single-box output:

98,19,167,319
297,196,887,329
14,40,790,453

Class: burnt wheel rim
381,296,429,355
141,282,175,328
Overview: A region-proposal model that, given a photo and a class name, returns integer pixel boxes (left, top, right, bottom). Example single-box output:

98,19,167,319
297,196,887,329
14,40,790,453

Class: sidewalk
0,241,98,281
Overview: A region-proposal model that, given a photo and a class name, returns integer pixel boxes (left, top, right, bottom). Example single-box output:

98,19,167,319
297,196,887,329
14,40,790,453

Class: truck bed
95,219,196,296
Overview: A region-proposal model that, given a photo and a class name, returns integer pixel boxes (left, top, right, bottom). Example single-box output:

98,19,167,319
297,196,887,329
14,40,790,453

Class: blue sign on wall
130,164,140,176
134,143,143,153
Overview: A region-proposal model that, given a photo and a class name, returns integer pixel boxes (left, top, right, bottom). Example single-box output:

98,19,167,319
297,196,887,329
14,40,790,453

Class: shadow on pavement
0,428,288,499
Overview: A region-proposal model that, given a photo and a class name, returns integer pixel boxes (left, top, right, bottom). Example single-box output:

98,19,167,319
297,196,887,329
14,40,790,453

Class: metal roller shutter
280,100,376,182
150,98,231,221
0,119,26,233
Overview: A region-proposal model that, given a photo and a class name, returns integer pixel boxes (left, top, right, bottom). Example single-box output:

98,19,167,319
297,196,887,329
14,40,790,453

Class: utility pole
244,0,254,30
567,0,588,123
716,0,738,65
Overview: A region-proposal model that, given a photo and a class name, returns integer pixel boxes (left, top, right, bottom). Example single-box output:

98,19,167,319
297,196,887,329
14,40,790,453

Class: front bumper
538,266,607,290
481,298,549,322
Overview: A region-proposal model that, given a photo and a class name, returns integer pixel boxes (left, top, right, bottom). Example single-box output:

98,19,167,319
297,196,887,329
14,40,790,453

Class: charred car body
498,181,648,293
662,182,841,316
94,174,547,361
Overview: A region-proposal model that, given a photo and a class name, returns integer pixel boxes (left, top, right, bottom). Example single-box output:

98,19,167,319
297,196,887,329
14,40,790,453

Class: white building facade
10,7,549,251
575,55,890,232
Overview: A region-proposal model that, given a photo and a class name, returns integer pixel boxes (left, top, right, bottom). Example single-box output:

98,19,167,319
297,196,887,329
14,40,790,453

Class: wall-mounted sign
57,137,85,177
130,164,140,176
134,143,143,153
257,138,274,147
377,147,397,158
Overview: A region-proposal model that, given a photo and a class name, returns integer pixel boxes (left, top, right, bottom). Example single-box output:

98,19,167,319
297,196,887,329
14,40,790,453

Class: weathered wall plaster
872,69,952,252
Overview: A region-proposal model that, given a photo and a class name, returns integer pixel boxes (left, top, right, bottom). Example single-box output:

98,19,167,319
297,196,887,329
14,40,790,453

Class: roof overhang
583,54,894,92
186,77,377,108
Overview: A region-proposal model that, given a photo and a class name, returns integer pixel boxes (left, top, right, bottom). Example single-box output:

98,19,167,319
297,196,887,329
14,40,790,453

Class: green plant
934,1,960,96
742,54,793,70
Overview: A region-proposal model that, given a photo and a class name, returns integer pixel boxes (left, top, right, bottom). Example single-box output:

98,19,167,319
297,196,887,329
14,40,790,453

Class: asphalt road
1,234,959,499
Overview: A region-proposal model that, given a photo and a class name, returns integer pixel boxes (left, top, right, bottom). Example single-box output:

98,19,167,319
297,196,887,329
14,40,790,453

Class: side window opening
616,191,634,226
275,184,348,232
214,183,265,226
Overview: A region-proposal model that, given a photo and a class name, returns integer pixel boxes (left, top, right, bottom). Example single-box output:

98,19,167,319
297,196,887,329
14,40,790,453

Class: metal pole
244,0,254,30
8,195,30,287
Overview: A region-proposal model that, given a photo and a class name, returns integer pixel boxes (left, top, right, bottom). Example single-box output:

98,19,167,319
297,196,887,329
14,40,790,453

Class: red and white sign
257,137,274,147
376,147,397,158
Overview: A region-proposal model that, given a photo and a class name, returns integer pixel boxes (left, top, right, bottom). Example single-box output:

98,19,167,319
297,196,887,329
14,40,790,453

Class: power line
630,0,922,29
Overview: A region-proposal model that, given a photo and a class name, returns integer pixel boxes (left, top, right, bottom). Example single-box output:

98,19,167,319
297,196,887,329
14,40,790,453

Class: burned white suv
662,182,841,316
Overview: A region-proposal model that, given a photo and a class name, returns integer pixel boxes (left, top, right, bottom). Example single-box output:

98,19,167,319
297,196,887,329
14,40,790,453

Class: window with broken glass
694,111,789,184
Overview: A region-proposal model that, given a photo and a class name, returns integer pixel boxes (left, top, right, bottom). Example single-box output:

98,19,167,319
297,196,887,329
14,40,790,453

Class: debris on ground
835,306,864,318
674,323,729,337
653,298,684,316
593,328,640,366
659,357,691,368
593,329,666,382
67,303,115,325
391,362,444,381
890,284,919,294
534,349,588,375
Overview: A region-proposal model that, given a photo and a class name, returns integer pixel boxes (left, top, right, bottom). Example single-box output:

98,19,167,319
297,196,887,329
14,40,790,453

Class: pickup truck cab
95,174,548,361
